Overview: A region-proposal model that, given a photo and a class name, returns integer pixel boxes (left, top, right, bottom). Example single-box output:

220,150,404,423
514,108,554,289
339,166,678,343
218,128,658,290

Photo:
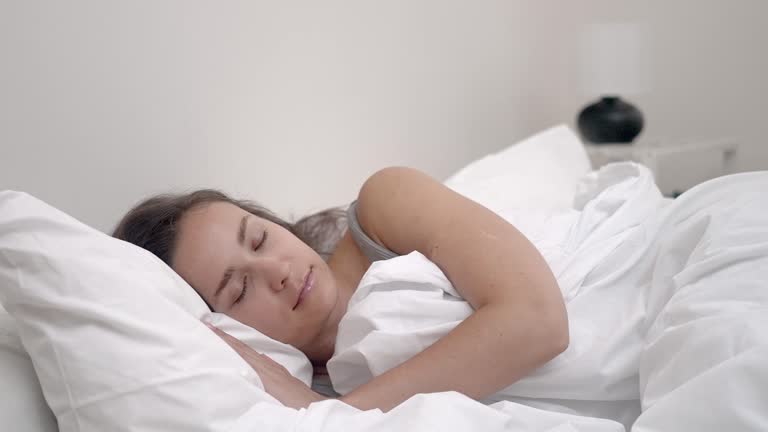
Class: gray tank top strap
346,200,398,262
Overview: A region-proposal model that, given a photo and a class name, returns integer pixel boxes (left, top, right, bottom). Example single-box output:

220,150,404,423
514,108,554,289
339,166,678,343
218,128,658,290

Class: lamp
577,22,649,144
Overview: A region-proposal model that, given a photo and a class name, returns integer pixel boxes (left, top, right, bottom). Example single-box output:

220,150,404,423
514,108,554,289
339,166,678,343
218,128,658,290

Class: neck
304,231,368,365
302,281,353,364
303,325,338,365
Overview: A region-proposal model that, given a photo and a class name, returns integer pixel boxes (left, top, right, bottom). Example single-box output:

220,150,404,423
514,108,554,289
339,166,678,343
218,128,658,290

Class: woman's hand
206,323,329,409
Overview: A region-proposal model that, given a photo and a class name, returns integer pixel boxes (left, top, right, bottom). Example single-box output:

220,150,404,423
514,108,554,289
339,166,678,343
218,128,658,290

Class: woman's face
172,201,341,353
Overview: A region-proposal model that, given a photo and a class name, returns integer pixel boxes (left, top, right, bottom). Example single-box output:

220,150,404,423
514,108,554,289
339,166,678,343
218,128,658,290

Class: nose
251,256,291,293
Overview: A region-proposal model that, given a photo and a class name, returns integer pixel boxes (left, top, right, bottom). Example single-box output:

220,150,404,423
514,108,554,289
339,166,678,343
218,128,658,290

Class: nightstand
585,139,738,197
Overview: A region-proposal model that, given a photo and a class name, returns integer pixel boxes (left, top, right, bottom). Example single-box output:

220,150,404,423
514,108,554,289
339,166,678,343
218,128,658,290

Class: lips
293,267,314,310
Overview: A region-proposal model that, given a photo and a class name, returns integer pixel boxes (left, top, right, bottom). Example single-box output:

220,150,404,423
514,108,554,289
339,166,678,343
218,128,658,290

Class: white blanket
328,162,768,431
227,395,625,432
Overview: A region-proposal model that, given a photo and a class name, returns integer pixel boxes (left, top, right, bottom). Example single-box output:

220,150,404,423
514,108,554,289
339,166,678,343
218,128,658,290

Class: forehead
171,201,248,298
177,201,248,250
183,201,244,231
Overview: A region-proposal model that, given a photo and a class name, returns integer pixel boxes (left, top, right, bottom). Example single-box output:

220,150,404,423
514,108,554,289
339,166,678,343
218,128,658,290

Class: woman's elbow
506,300,569,362
548,307,570,357
523,298,569,360
553,324,570,357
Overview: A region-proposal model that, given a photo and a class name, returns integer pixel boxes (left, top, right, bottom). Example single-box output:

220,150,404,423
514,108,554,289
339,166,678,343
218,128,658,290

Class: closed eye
253,229,268,251
234,274,248,305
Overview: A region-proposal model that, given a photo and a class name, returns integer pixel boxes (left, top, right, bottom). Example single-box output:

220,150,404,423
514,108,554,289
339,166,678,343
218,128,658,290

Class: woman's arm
340,166,569,412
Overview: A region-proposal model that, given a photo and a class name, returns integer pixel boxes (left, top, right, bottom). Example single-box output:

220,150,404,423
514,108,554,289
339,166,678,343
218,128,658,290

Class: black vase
577,96,644,144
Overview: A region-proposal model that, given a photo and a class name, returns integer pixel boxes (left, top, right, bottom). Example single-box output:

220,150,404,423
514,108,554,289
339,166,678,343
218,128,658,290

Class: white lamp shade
580,22,651,97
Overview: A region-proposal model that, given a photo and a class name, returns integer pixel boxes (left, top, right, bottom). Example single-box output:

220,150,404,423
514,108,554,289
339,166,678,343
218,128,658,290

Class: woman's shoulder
355,166,482,262
355,166,436,232
359,166,429,199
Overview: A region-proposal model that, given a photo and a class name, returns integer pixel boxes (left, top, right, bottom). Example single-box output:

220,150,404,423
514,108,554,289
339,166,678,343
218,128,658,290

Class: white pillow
0,305,57,432
3,310,309,432
205,312,313,386
0,191,310,432
444,124,592,213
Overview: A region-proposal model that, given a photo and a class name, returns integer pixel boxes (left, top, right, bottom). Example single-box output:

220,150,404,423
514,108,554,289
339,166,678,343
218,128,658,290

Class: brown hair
112,189,347,269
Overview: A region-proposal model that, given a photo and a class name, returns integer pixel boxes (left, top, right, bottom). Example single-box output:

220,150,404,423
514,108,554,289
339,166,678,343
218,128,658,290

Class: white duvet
328,162,768,431
3,159,767,432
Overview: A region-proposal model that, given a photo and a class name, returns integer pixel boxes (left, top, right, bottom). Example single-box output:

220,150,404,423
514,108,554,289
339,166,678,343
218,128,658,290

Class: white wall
523,0,768,173
0,0,540,231
2,1,766,232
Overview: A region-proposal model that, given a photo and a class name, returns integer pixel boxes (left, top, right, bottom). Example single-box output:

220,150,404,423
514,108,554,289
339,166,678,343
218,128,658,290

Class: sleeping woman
113,166,569,412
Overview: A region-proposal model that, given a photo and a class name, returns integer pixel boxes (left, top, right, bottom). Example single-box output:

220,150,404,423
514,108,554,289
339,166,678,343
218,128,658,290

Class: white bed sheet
226,393,625,432
3,133,766,431
328,163,768,431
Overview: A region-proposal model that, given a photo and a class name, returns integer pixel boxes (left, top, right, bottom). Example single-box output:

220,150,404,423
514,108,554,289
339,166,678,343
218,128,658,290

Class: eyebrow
213,215,249,301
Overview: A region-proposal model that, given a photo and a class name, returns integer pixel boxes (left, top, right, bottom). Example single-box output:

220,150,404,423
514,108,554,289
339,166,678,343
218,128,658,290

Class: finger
204,323,238,345
205,325,269,364
262,355,291,374
207,325,250,351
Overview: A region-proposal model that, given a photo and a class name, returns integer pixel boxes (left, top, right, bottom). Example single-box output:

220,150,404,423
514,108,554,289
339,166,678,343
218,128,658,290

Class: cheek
230,299,293,342
320,268,340,300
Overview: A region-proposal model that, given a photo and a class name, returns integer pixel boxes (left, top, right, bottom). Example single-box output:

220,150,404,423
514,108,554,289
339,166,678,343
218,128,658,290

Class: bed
2,125,767,432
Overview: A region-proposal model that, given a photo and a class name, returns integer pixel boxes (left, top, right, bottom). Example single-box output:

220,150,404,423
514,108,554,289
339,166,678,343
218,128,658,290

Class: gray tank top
346,201,398,262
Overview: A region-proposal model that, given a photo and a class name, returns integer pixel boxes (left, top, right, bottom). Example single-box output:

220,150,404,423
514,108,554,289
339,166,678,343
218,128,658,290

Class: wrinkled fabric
0,190,625,432
228,394,625,432
329,163,768,431
632,171,768,432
